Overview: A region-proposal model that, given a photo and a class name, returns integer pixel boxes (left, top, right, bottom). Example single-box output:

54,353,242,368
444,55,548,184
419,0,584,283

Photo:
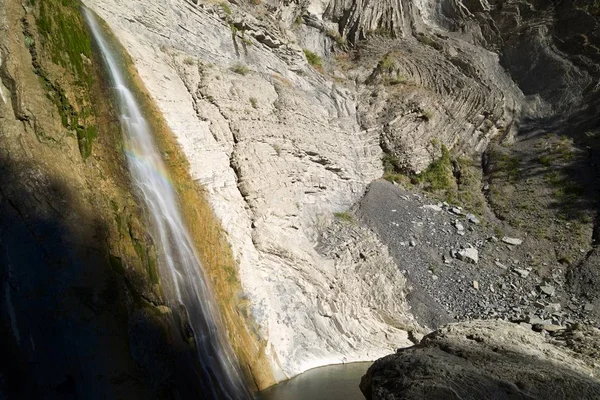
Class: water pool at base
257,362,371,400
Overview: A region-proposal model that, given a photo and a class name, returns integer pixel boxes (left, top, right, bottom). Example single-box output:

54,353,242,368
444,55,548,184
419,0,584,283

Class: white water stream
83,9,250,399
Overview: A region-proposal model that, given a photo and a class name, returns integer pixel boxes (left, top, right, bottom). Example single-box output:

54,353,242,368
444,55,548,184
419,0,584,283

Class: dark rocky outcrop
360,320,600,400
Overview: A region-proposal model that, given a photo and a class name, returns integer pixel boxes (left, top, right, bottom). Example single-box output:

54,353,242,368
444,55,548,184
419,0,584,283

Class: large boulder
360,320,600,400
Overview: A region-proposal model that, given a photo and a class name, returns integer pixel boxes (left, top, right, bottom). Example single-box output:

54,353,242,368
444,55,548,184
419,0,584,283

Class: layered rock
82,0,600,388
83,0,417,382
361,320,600,399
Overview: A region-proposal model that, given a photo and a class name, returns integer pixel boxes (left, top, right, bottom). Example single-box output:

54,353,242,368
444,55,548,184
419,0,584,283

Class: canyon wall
82,0,600,387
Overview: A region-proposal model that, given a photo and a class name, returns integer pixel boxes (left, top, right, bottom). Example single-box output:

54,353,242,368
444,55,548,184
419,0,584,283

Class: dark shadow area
360,325,600,400
486,0,600,230
0,154,207,399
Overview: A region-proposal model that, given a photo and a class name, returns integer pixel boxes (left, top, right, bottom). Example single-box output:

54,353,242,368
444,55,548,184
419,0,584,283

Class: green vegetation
537,154,552,166
24,35,35,48
32,0,98,158
334,211,355,223
414,145,453,191
380,53,395,72
388,75,406,85
421,110,433,121
325,29,347,46
36,0,93,81
230,63,250,75
416,33,442,50
249,97,258,108
220,2,232,15
382,144,485,214
493,152,521,183
303,49,322,67
583,1,600,16
183,57,195,65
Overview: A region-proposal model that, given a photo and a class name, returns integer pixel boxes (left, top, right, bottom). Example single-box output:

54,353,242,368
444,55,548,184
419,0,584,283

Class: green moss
32,0,97,158
109,254,125,274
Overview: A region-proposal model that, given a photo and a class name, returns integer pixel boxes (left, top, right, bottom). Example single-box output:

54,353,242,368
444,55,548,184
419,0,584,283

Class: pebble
540,284,555,296
450,207,463,216
466,213,480,224
584,303,594,312
545,303,561,313
457,248,479,264
409,240,417,247
473,281,479,290
502,237,523,246
543,324,566,333
423,204,442,212
513,268,530,278
495,261,508,270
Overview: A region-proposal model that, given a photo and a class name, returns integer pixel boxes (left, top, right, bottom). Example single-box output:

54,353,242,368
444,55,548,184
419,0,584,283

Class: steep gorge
2,0,600,397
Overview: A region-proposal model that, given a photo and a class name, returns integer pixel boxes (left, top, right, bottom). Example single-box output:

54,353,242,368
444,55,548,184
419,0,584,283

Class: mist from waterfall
83,8,250,399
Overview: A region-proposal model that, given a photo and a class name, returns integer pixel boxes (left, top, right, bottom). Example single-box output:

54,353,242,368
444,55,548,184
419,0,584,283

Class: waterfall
83,9,250,399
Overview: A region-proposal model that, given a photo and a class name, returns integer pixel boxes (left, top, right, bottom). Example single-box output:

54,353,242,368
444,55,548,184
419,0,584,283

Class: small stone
495,261,508,270
473,281,479,290
584,303,594,312
423,204,442,212
545,303,561,313
534,301,546,309
513,268,530,278
528,317,545,325
409,240,417,247
454,221,465,231
540,284,555,296
457,248,479,264
502,237,523,245
519,322,533,330
543,324,566,333
450,207,463,216
466,213,480,224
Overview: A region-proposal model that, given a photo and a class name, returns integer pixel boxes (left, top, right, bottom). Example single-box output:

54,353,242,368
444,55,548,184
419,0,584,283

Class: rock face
81,0,600,386
360,320,600,400
83,0,417,383
0,0,210,397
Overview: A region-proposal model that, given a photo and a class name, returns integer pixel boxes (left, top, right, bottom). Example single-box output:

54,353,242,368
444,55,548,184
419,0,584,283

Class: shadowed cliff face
0,0,215,397
0,156,146,399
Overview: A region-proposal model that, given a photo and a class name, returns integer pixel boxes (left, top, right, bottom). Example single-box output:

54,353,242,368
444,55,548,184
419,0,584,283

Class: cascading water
83,9,251,399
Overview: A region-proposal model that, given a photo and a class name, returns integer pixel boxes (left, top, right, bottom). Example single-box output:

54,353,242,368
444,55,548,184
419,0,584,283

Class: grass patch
220,2,232,15
325,29,346,46
537,154,553,166
230,63,250,75
414,145,453,192
334,211,355,223
303,49,322,67
249,97,258,109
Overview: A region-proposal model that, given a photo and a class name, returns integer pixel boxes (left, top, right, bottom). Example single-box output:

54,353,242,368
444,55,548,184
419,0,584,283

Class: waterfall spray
83,8,250,399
